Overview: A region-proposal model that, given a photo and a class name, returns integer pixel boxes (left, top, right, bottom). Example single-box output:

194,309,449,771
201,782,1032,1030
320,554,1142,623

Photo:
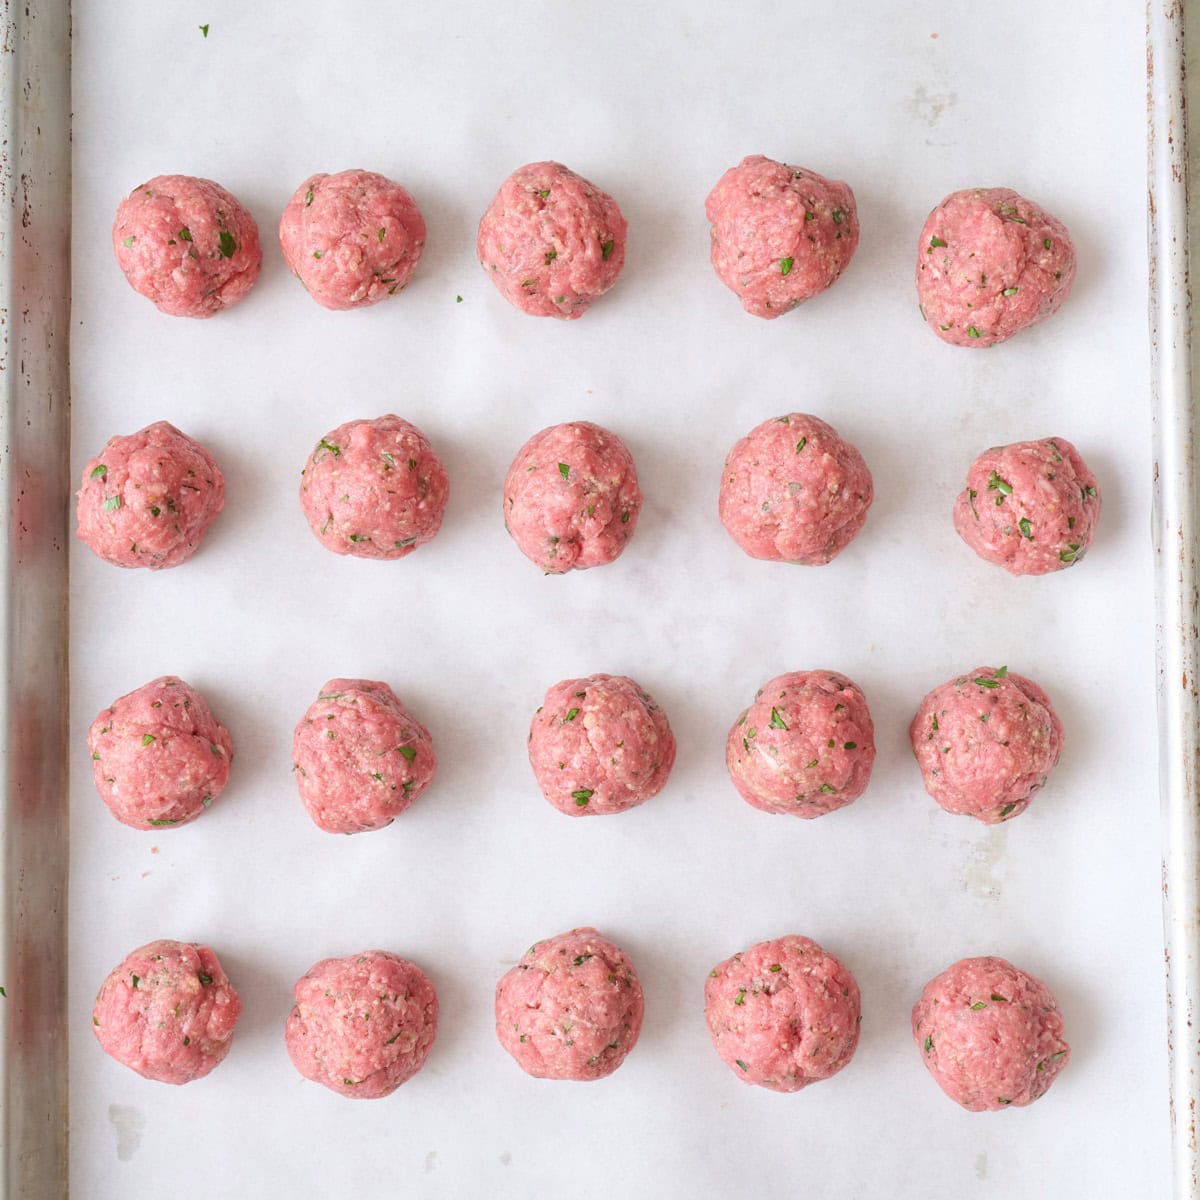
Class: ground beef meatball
92,940,241,1084
299,415,449,559
477,161,627,319
89,676,232,830
726,670,875,818
719,413,873,564
76,421,225,570
954,437,1101,574
528,674,675,816
910,666,1064,823
503,421,641,573
279,169,426,310
285,950,438,1098
917,187,1076,347
705,934,861,1091
292,679,435,834
705,155,859,318
112,175,262,317
912,956,1070,1111
495,928,643,1081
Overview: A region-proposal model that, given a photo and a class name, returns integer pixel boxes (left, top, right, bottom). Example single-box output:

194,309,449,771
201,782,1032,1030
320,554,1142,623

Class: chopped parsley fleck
967,325,981,338
780,256,794,276
218,230,236,258
832,208,845,225
398,746,417,762
929,235,947,250
769,707,788,730
545,248,557,264
970,1001,987,1010
600,238,615,261
141,734,156,746
924,1035,933,1052
999,803,1017,817
844,741,857,750
1059,543,1082,563
735,1059,749,1071
565,708,579,722
573,953,593,966
733,989,746,1006
122,235,135,248
131,974,139,988
378,227,386,243
148,817,178,826
558,462,570,480
1002,287,1019,295
90,463,107,480
990,993,1008,1002
621,510,630,523
819,783,837,794
974,677,999,689
987,470,1013,498
1018,517,1033,540
179,227,193,242
305,188,314,206
573,790,592,806
317,438,341,457
312,250,322,259
199,23,209,37
795,436,807,453
197,972,213,986
1043,237,1052,249
995,666,1008,678
456,294,463,303
769,964,782,972
103,495,121,512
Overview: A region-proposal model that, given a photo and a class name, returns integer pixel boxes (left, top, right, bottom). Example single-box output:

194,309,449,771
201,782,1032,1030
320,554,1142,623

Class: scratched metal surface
0,0,71,1197
1152,3,1200,1198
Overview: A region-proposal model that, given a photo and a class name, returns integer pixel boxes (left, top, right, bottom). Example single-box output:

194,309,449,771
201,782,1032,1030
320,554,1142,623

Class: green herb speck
1002,287,1019,295
1019,517,1033,540
929,235,947,250
90,463,107,480
734,989,746,1006
558,463,570,481
769,707,788,730
218,230,236,258
795,437,807,453
600,238,615,261
199,23,209,37
780,256,794,276
377,227,386,243
970,1001,986,1010
735,1059,749,1071
103,495,121,513
832,208,844,225
967,325,981,339
398,746,417,763
565,708,579,722
141,734,156,747
198,972,212,986
573,790,592,806
131,974,139,988
179,227,193,242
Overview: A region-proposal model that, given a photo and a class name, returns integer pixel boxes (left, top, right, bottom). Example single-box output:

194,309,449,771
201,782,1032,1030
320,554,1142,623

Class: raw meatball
705,934,861,1091
279,169,426,310
705,155,859,318
477,161,626,319
112,175,262,318
917,187,1076,347
726,670,875,818
92,939,241,1084
528,674,675,816
954,437,1101,575
285,950,438,1098
495,928,643,1081
76,420,225,570
89,676,233,830
299,415,449,559
912,956,1070,1111
503,421,641,573
910,666,1064,823
719,413,873,564
292,679,435,834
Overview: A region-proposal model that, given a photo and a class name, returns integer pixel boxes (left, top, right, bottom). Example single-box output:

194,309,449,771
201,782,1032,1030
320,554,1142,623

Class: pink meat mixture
726,670,875,818
913,956,1070,1111
719,413,873,565
279,169,426,310
112,174,262,318
495,928,643,1081
477,161,626,319
706,155,859,318
504,421,641,573
300,415,449,559
92,940,241,1084
954,437,1100,575
293,679,435,834
89,675,232,829
910,666,1063,823
528,674,675,816
917,187,1075,348
76,421,225,570
286,950,438,1098
705,935,861,1092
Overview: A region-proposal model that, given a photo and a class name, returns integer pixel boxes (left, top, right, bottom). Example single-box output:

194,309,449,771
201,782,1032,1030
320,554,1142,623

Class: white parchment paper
69,2,1164,1195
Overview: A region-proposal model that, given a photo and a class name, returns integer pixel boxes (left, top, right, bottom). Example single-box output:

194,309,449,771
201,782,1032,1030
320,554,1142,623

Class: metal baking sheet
37,0,1177,1195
